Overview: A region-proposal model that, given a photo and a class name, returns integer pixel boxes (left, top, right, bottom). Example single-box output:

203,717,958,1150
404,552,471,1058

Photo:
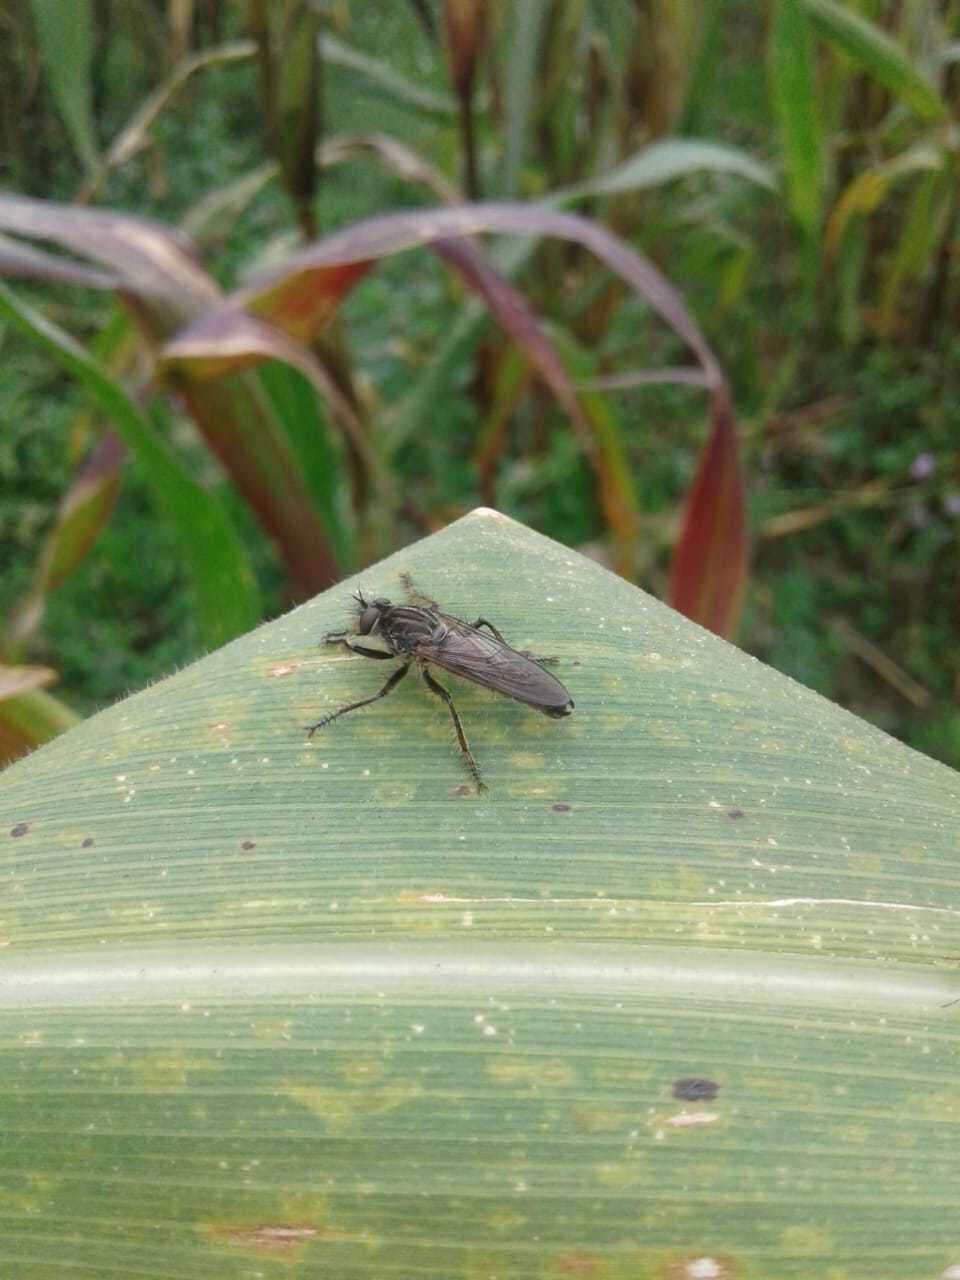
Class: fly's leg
420,666,487,792
399,572,439,609
306,662,410,736
325,635,396,660
470,617,507,643
471,618,559,666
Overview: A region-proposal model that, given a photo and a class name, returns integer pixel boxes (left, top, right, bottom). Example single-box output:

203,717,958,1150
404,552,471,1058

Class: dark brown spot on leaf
552,803,572,813
81,837,94,848
241,840,256,850
727,808,744,819
672,1077,719,1101
10,822,29,838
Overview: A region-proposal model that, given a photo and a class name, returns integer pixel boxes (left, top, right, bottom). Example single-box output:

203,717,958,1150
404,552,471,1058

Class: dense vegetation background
1,0,958,768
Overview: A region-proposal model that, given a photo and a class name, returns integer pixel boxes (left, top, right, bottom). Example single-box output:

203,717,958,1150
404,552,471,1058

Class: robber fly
305,576,574,791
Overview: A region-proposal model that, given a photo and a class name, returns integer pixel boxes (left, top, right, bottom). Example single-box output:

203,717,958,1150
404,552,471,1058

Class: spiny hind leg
470,617,507,643
420,666,486,792
470,617,557,665
306,662,410,736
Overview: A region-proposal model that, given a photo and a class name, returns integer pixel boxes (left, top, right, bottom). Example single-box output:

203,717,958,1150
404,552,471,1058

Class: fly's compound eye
357,605,381,635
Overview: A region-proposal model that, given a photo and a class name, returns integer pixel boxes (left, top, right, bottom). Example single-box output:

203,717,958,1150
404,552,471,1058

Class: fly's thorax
380,604,446,655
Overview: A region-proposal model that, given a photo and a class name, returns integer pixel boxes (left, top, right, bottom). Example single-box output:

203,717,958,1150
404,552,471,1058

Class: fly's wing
421,617,572,713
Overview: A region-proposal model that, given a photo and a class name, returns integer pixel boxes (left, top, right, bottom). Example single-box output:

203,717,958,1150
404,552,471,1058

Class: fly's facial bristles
351,589,374,623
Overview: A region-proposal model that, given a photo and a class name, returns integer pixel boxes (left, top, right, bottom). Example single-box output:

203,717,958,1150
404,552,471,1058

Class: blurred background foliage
0,0,958,768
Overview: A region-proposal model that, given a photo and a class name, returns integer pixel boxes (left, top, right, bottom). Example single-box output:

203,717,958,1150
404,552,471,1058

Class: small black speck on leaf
10,822,29,838
672,1076,718,1101
727,808,744,819
241,840,257,850
551,803,572,813
81,837,94,849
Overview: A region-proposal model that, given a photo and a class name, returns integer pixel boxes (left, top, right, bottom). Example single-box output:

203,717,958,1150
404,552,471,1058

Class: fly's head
353,591,392,636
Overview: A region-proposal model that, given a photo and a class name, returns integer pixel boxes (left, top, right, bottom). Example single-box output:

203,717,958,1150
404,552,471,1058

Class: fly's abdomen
429,629,575,716
541,688,575,717
523,666,574,716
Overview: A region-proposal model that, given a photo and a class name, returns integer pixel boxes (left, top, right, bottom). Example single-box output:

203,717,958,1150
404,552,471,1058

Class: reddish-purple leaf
165,203,738,573
160,307,383,491
667,390,748,638
231,203,724,391
0,194,216,320
433,238,639,564
0,194,343,594
243,261,372,339
172,377,343,593
0,233,120,290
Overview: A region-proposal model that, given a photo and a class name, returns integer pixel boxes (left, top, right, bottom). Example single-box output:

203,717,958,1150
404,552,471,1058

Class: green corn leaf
0,510,958,1278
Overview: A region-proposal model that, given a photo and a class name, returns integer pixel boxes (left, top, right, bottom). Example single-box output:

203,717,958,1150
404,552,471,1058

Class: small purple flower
910,452,936,480
943,493,960,518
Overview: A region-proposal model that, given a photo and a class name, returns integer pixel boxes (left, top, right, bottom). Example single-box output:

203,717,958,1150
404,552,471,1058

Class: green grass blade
501,0,547,195
770,0,823,236
27,0,99,174
557,137,776,202
802,0,948,120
